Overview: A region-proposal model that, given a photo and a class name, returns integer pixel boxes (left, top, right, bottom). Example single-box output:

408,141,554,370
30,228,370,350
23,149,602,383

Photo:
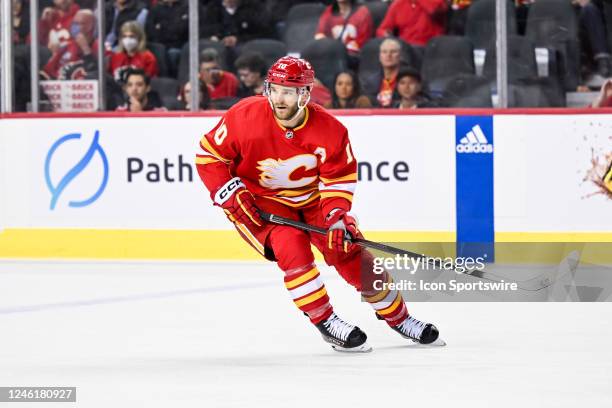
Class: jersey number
214,120,228,145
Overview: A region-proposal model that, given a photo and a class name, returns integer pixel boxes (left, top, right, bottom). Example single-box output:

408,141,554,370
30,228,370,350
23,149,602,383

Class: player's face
335,73,354,100
397,75,421,99
268,83,300,120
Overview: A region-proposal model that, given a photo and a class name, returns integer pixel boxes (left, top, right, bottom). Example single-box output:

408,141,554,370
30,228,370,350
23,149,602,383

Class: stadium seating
507,77,566,107
442,74,493,107
177,40,228,84
363,1,389,30
240,39,288,70
301,38,348,90
421,35,475,97
283,3,326,55
147,42,169,78
465,0,517,50
524,0,580,91
150,77,181,110
482,35,538,82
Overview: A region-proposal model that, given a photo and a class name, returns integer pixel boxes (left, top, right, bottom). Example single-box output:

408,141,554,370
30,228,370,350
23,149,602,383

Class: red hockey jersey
196,96,357,216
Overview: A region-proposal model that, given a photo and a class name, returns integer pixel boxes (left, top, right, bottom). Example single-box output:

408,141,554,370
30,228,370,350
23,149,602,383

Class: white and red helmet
265,56,315,118
266,56,315,88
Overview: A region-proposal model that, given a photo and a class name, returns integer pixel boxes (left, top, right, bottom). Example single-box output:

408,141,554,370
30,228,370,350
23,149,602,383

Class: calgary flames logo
257,154,317,189
584,151,612,200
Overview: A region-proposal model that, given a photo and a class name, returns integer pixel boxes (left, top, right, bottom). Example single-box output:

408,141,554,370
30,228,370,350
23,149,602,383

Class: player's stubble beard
273,103,299,121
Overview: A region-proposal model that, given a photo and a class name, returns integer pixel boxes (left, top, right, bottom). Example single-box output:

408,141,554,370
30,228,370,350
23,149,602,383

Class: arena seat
525,0,580,90
301,38,348,90
421,35,475,97
240,39,288,70
283,3,326,55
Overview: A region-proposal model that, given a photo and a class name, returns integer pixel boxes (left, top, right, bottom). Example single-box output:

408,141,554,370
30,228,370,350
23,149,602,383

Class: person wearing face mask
104,0,148,49
42,9,102,80
109,21,159,83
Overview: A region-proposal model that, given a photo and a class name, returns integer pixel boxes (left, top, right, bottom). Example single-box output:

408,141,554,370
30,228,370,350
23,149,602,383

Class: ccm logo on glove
214,177,245,205
213,177,263,229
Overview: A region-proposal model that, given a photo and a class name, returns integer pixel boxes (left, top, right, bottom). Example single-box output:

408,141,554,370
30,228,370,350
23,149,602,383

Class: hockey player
195,56,442,352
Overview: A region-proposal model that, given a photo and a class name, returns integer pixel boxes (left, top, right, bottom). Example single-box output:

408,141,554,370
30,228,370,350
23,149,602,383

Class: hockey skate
391,315,446,347
315,313,372,353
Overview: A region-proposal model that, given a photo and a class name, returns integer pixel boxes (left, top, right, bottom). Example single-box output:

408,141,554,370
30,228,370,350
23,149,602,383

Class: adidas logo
456,125,493,153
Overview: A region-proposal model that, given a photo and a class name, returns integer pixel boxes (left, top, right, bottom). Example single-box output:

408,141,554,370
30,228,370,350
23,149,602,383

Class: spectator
314,0,374,56
576,0,611,79
38,0,80,49
177,80,211,110
234,53,266,98
146,0,189,78
42,9,100,80
324,70,371,109
116,68,166,111
105,0,148,49
392,67,433,109
310,78,332,106
12,0,30,44
590,78,612,107
109,21,159,83
362,37,402,107
199,48,239,99
268,0,333,38
376,0,447,48
201,0,273,49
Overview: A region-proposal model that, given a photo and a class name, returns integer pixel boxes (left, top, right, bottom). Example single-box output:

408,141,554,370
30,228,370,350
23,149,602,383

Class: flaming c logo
257,154,317,189
604,160,612,193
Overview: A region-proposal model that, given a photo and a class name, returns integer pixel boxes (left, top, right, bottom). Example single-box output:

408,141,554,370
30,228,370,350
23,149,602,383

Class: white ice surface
0,260,611,407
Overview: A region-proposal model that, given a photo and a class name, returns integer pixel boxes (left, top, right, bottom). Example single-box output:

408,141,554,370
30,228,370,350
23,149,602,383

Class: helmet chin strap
287,89,310,122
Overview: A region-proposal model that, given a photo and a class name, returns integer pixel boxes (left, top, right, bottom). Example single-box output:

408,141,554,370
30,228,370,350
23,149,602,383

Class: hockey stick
259,211,574,291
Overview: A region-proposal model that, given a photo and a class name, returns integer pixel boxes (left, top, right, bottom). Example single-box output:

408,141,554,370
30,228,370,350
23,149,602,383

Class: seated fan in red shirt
315,0,374,55
198,48,239,100
109,21,159,83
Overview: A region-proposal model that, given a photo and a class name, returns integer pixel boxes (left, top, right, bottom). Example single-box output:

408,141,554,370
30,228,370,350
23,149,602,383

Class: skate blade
331,342,373,353
411,338,447,348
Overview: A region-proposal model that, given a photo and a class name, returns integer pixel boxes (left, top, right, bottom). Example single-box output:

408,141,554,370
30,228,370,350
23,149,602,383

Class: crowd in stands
7,0,612,111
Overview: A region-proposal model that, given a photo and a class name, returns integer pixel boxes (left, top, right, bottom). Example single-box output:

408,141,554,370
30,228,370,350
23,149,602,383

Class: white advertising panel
494,115,612,232
0,115,456,231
